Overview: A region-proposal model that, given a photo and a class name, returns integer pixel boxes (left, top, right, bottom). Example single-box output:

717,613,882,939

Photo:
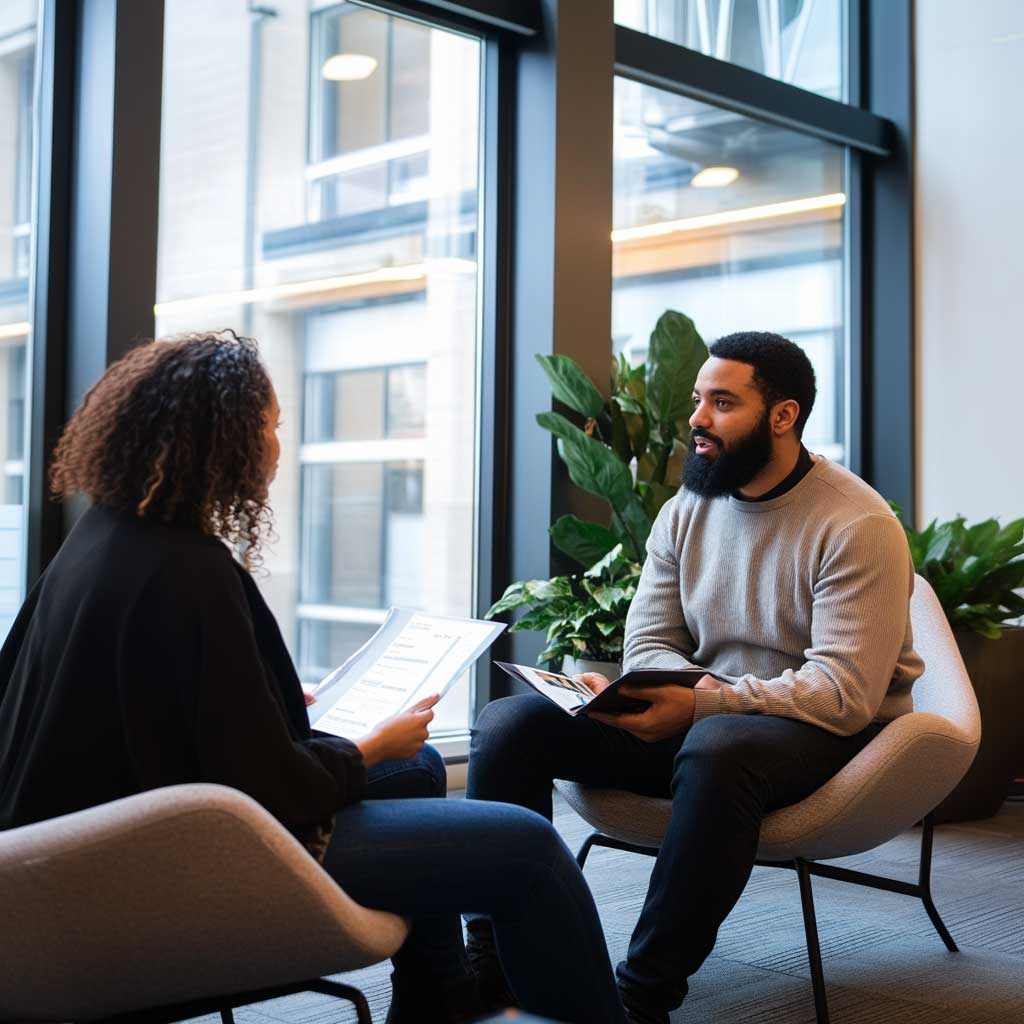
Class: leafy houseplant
891,505,1024,638
486,311,708,666
891,505,1024,821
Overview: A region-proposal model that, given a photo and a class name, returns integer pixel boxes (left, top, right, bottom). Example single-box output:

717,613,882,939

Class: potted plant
892,505,1024,821
486,311,708,677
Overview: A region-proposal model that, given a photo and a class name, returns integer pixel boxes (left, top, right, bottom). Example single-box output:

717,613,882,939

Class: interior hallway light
152,259,477,318
611,192,847,243
322,54,378,81
692,166,740,188
0,321,30,340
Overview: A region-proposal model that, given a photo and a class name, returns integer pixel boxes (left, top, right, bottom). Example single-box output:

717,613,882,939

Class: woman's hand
694,674,722,691
356,694,440,768
574,672,612,695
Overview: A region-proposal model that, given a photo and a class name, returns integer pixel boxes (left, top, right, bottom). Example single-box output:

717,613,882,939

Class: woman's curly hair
50,330,275,568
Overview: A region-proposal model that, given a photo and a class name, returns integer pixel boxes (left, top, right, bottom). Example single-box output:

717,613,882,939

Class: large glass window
613,77,847,461
0,2,37,643
616,0,845,101
156,0,484,736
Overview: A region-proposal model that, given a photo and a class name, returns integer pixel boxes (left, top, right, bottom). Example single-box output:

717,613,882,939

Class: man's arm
692,513,914,736
622,501,698,672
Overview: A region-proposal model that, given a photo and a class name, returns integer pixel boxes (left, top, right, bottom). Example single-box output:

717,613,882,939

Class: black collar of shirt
734,445,813,503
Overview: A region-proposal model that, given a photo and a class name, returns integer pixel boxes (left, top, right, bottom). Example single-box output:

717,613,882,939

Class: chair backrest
0,783,408,1021
908,574,981,742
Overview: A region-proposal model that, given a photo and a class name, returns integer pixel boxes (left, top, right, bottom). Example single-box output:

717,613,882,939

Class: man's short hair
708,331,817,438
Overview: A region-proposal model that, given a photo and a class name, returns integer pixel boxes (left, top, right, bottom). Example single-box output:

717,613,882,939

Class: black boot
385,967,487,1024
463,916,520,1014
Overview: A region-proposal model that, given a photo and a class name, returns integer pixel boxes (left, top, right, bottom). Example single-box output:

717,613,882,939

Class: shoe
385,968,487,1024
618,984,670,1024
464,916,521,1013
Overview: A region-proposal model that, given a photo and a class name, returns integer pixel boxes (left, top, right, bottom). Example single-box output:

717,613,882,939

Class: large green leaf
538,411,652,558
646,310,707,430
535,354,605,419
549,515,619,567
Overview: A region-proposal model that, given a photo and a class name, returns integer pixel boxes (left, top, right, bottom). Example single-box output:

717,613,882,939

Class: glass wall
0,0,37,642
616,0,845,101
156,0,484,735
613,77,847,461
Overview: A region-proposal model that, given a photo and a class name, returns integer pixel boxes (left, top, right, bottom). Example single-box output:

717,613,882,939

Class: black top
734,445,814,503
0,505,365,834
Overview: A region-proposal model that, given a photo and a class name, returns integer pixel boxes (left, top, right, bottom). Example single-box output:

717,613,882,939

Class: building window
0,12,36,644
613,77,847,461
308,3,432,220
157,0,484,736
615,0,845,101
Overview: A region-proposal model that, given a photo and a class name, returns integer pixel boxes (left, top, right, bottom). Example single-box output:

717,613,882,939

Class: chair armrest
758,712,980,862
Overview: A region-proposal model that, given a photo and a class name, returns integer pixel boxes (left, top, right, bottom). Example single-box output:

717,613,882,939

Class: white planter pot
562,656,620,680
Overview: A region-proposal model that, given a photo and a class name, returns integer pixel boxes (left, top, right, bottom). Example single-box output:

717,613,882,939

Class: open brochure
494,662,722,716
308,609,505,741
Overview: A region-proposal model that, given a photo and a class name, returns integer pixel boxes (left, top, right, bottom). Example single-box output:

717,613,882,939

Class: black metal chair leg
308,979,373,1024
219,1010,233,1024
796,859,831,1024
576,830,600,867
919,814,958,952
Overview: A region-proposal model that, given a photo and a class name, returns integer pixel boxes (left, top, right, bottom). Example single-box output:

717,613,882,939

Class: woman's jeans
321,745,627,1024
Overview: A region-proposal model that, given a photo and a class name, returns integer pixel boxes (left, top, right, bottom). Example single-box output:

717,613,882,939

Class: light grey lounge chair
554,575,981,1024
0,783,408,1023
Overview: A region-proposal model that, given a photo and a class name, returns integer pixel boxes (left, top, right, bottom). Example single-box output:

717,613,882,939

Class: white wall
916,1,1024,525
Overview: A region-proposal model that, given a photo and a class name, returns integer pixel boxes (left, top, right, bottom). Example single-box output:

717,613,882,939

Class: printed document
308,609,505,740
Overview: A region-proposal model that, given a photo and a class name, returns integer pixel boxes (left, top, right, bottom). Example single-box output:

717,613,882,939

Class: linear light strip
154,258,477,318
0,321,31,340
611,192,847,243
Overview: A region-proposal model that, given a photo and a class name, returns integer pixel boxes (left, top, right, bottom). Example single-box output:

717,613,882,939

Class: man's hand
574,672,612,695
589,684,696,743
694,674,722,691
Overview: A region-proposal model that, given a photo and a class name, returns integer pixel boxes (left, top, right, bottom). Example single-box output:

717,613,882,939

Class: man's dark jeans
467,696,882,1016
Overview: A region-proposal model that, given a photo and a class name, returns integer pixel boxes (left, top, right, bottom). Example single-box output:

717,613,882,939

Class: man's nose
689,400,710,430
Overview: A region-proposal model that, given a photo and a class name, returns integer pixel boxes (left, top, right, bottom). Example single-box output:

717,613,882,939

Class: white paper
309,610,504,741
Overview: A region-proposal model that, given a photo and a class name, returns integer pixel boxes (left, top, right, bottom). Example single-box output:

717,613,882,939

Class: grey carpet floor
186,795,1024,1024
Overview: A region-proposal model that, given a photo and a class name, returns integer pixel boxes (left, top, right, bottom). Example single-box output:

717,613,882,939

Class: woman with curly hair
0,331,628,1024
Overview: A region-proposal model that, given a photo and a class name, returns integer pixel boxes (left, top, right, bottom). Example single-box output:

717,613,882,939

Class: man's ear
772,399,800,435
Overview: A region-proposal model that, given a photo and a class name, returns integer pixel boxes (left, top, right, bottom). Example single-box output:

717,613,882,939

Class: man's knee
471,694,564,754
672,716,768,794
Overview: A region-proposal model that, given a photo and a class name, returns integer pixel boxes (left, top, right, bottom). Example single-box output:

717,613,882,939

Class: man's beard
681,410,775,498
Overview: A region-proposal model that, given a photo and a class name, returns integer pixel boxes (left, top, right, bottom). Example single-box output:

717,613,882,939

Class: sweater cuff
692,686,724,723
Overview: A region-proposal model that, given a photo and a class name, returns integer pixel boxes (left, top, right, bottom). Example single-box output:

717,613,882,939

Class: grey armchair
0,783,408,1023
555,575,981,1024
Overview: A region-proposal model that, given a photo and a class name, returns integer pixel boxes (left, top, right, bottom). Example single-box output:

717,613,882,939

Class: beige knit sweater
623,457,924,736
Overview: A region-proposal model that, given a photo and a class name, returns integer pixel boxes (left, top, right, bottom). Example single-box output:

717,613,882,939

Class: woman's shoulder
61,504,240,599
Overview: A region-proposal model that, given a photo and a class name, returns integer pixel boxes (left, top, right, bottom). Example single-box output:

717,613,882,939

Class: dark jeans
322,744,627,1024
467,697,883,1016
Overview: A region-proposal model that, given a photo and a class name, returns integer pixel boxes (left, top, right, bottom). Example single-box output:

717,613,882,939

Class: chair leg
919,813,958,952
577,830,600,867
308,978,373,1024
795,859,831,1024
219,1011,233,1024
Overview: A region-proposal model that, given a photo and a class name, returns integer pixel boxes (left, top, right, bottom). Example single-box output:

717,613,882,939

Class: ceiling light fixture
611,192,847,243
321,53,378,81
691,165,740,188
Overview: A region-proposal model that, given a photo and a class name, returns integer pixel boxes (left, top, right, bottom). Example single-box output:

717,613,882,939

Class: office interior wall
916,1,1024,525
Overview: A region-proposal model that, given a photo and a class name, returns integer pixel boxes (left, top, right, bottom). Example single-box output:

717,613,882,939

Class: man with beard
464,331,924,1024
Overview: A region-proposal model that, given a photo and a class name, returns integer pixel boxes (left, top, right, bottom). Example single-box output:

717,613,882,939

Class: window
613,77,847,461
0,7,36,643
616,0,846,100
157,0,485,737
